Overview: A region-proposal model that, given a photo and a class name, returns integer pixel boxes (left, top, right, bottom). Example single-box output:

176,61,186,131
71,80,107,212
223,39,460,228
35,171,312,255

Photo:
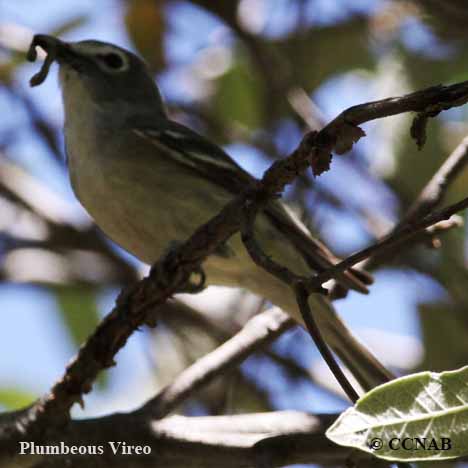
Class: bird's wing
132,121,371,294
132,119,256,193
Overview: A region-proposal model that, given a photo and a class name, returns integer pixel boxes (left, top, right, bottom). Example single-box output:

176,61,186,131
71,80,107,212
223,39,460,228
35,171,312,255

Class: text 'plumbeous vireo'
28,34,392,392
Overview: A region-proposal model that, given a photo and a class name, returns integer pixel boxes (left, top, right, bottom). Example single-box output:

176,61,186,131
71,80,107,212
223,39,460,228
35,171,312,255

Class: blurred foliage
274,16,375,90
0,388,36,410
408,0,468,40
2,2,468,443
54,285,110,389
213,56,263,129
54,285,100,346
125,0,167,72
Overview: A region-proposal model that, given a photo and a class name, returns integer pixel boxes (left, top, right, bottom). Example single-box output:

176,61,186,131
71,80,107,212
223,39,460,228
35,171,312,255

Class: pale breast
65,120,235,266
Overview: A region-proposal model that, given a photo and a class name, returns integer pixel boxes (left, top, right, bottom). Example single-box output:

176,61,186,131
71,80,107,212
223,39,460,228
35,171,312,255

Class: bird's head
28,35,166,124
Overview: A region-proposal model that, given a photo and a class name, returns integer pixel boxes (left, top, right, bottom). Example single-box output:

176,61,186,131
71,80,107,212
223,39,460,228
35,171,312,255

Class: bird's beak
28,34,82,86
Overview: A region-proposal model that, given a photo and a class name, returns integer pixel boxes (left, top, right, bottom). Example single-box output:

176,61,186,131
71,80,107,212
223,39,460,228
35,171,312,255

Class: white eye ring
95,51,128,72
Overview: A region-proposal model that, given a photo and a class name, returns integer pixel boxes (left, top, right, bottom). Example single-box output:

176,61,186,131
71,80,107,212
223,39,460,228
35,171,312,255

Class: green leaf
0,388,36,409
326,366,468,462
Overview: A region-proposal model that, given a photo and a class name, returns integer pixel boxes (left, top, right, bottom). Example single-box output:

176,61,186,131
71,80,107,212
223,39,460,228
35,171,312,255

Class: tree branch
0,409,388,468
138,308,294,420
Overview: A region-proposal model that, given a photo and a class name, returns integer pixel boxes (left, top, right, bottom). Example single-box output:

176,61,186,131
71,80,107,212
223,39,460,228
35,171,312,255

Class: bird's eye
96,52,124,70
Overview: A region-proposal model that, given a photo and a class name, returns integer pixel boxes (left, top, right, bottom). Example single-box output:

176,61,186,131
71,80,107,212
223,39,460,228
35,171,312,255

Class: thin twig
295,283,359,402
402,135,468,224
309,197,468,291
240,201,304,287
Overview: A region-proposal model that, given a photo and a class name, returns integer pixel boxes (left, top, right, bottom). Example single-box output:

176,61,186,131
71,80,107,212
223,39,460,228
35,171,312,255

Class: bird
28,34,393,392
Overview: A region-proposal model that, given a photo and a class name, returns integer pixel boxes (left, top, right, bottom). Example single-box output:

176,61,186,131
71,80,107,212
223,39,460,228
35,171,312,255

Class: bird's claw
179,267,206,294
149,241,206,294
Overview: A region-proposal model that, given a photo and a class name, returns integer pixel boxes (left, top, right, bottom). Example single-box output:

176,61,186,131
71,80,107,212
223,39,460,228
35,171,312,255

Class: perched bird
28,34,392,391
